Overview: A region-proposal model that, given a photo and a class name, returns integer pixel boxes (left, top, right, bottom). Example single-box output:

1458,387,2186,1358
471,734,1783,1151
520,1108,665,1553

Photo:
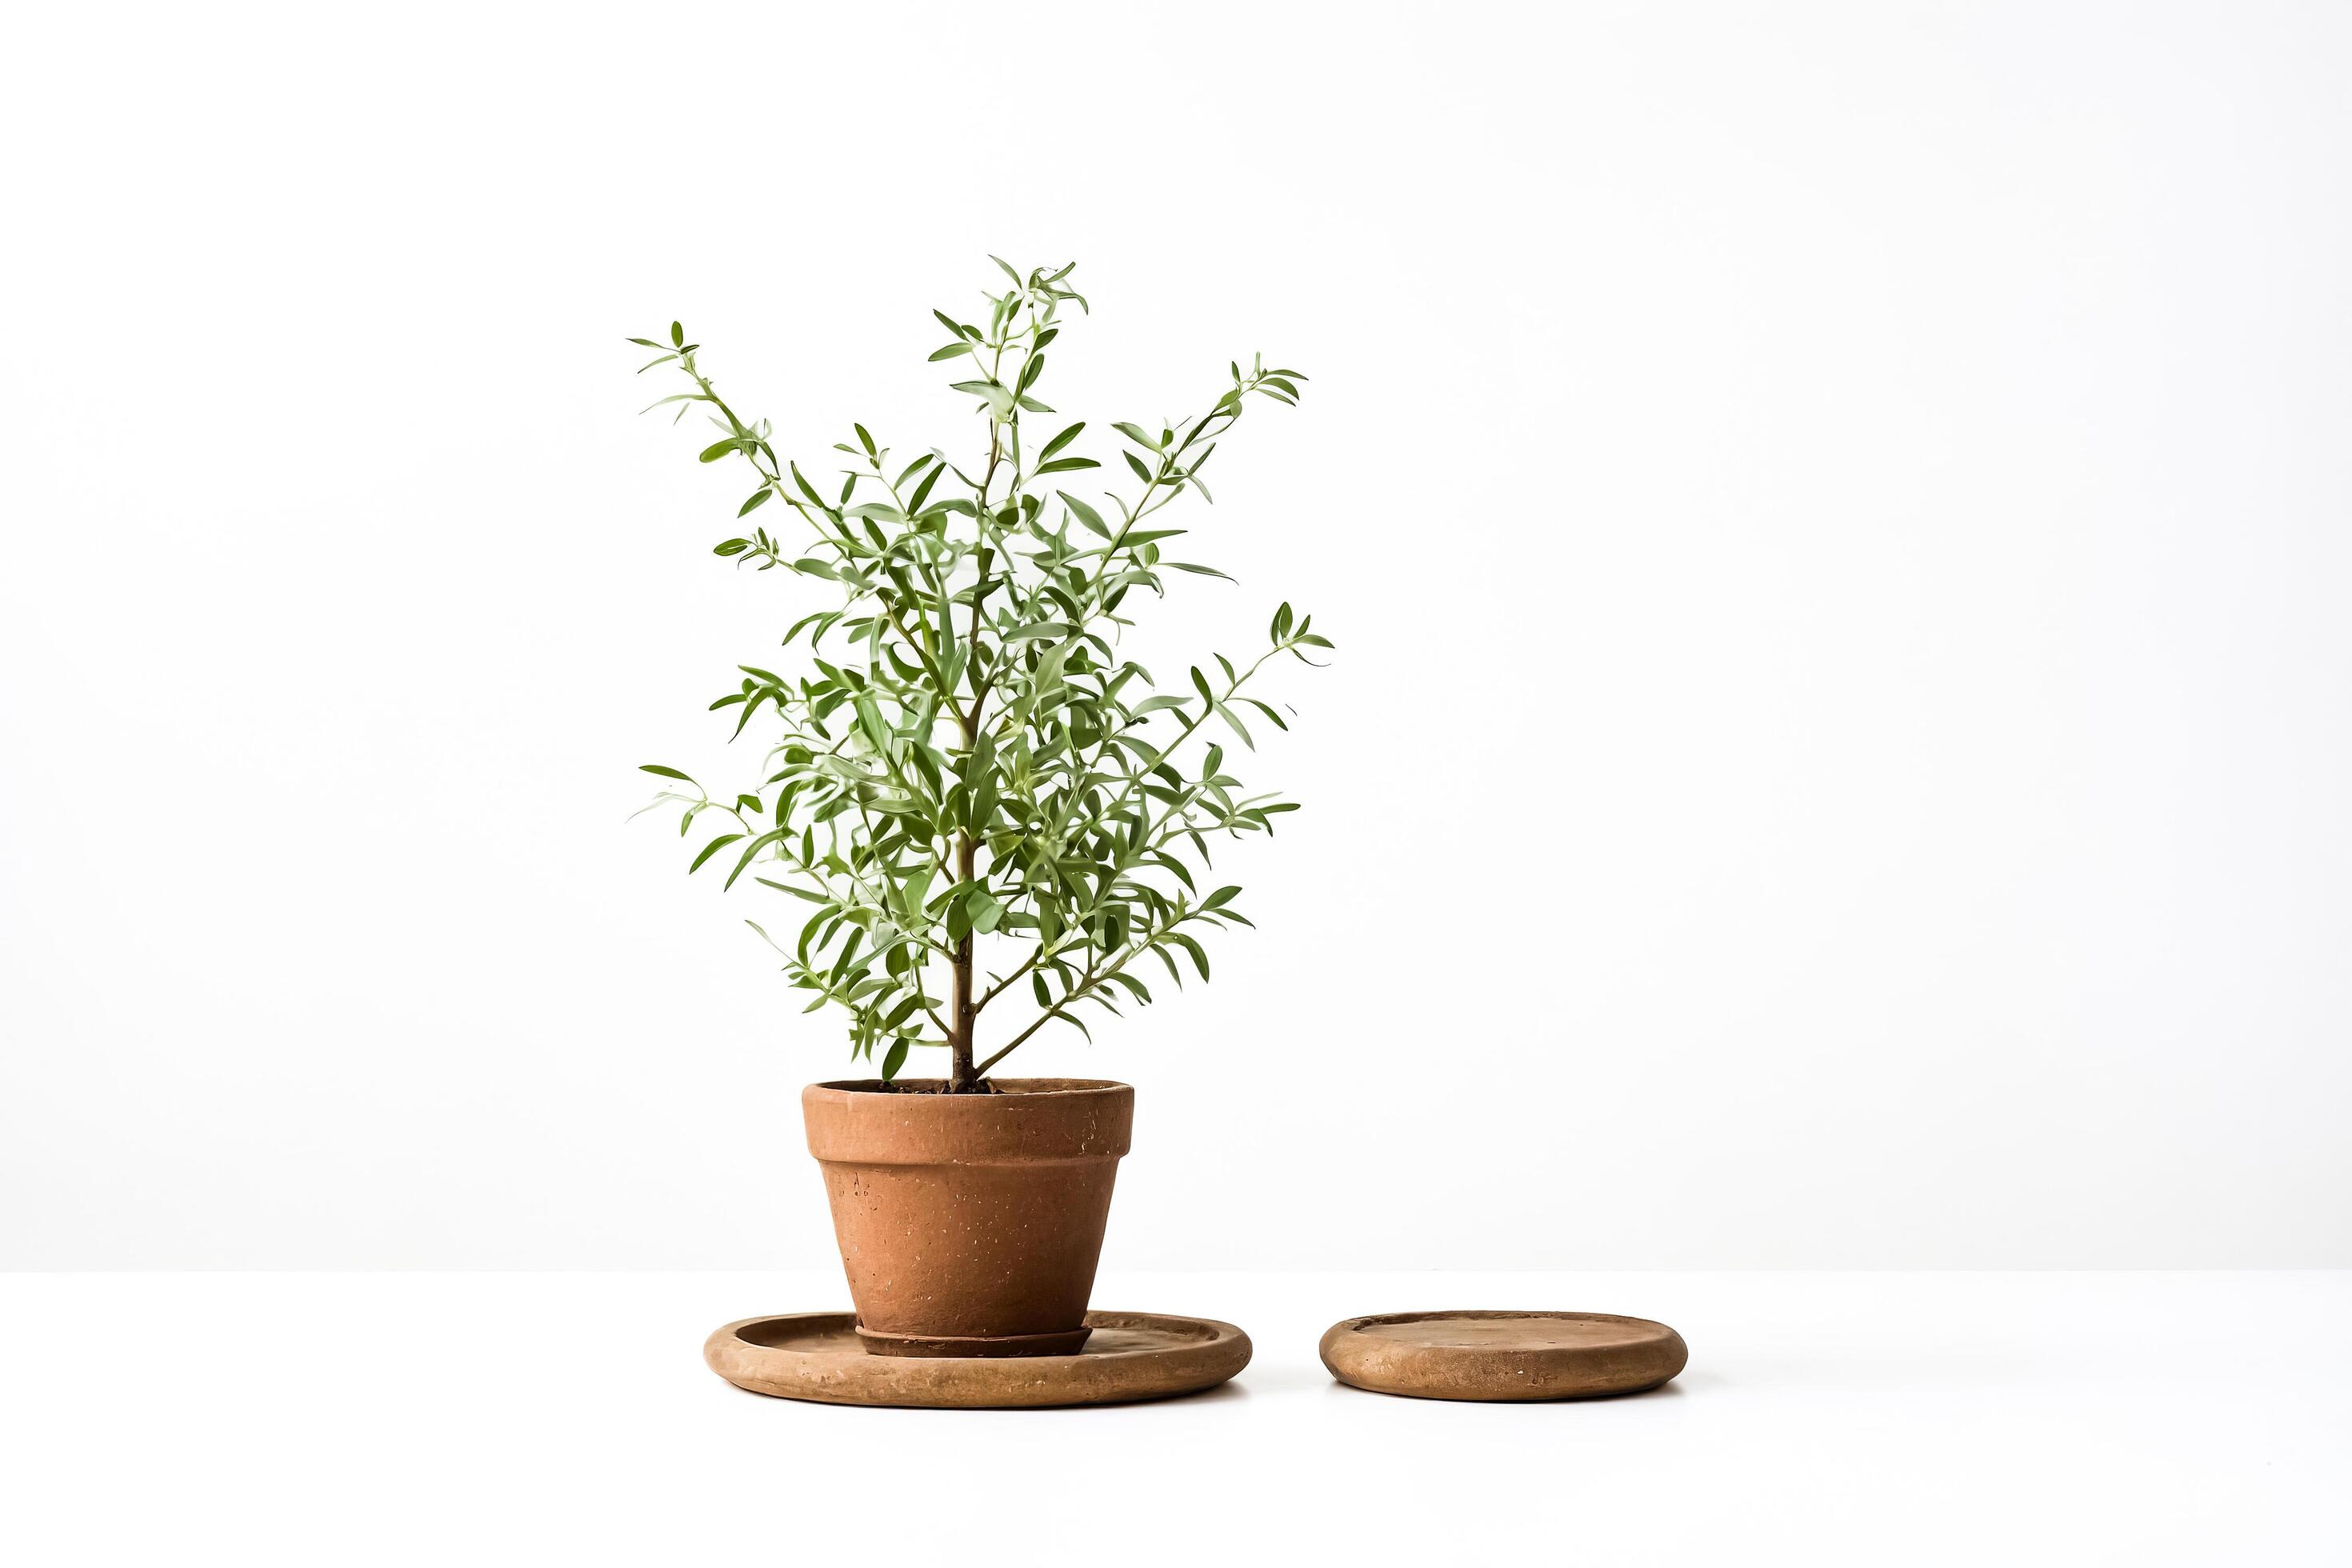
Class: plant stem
948,832,978,1089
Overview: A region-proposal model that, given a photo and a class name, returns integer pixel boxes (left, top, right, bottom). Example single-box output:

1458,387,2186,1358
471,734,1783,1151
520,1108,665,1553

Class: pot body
802,1078,1134,1358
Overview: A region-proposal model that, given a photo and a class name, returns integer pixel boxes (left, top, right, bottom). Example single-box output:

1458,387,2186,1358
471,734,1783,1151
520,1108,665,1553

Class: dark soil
859,1078,1001,1095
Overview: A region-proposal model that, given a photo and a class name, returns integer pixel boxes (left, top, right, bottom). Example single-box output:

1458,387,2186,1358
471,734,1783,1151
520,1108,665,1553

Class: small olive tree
632,261,1327,1091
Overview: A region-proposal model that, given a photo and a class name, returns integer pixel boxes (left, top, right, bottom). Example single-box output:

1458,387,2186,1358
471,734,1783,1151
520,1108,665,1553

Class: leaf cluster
630,261,1326,1081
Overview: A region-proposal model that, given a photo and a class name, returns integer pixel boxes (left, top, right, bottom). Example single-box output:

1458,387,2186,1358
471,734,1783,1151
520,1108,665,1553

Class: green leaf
1058,491,1110,538
1241,697,1290,731
640,765,696,782
881,1038,910,1082
698,439,738,463
738,488,772,517
853,695,892,754
907,462,944,514
1167,930,1210,982
725,829,787,890
1214,702,1254,749
950,379,1016,419
690,834,745,873
895,863,937,921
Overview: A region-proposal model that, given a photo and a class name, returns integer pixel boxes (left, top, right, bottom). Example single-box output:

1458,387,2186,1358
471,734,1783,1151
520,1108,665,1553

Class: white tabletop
5,1270,2344,1565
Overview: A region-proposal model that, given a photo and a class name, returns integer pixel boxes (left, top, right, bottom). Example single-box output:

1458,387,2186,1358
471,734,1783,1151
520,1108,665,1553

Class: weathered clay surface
1319,1310,1687,1402
705,1310,1250,1408
802,1078,1133,1357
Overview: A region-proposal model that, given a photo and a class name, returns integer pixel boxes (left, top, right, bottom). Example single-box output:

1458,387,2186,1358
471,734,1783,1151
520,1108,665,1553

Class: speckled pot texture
802,1078,1134,1358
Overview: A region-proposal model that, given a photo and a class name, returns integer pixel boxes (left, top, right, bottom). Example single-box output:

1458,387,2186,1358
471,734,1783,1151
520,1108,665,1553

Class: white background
4,0,2347,1273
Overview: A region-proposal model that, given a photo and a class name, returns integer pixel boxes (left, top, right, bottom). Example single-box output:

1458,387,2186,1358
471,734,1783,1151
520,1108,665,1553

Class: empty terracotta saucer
1320,1310,1686,1402
706,1310,1250,1409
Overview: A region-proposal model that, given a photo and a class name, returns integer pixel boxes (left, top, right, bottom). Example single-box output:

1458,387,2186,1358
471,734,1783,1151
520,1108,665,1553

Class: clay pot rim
802,1077,1134,1165
810,1076,1131,1098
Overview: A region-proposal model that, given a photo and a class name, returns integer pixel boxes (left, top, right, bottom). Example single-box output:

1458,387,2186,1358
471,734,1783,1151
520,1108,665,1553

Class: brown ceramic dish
803,1078,1133,1358
1319,1310,1688,1402
706,1310,1249,1408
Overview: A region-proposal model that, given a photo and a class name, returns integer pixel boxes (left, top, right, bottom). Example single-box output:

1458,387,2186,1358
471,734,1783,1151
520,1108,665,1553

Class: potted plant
630,261,1328,1358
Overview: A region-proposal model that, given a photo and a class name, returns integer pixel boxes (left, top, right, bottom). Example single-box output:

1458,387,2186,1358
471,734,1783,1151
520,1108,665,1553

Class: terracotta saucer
1320,1310,1687,1402
706,1310,1250,1409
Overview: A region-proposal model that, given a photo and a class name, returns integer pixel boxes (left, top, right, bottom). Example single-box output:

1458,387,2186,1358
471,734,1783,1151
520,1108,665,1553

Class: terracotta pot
802,1078,1134,1358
